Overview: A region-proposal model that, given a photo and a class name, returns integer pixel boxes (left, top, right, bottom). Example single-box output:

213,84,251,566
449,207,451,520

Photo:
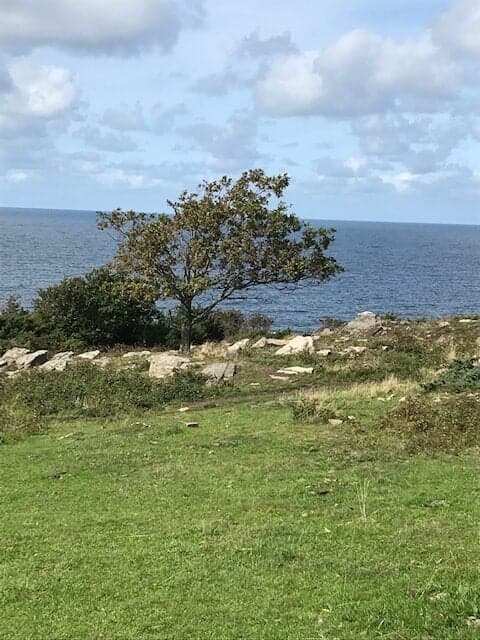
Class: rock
266,338,289,346
270,375,290,381
185,422,199,428
0,347,30,366
328,418,343,426
277,366,314,375
251,337,268,348
438,321,450,328
17,350,48,369
346,311,380,332
148,353,190,379
227,338,250,355
122,350,151,359
459,318,475,324
202,362,236,382
178,407,190,412
77,350,100,361
317,349,332,357
275,335,315,356
40,351,74,372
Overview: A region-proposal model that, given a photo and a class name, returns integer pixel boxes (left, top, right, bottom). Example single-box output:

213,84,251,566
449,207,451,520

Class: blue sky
1,0,480,224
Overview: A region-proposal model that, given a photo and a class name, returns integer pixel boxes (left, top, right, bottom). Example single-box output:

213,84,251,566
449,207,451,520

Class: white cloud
257,30,456,117
75,125,139,153
102,102,148,131
0,0,203,55
7,61,76,118
433,0,480,57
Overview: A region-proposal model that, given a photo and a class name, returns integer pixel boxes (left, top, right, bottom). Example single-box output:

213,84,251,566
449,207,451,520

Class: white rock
77,350,100,360
148,353,190,379
317,349,332,357
202,362,236,381
0,347,30,366
270,375,290,381
341,346,367,357
328,418,343,426
275,336,315,356
277,366,314,375
40,351,74,372
266,338,289,346
251,337,268,349
17,350,49,369
227,338,250,355
346,311,380,332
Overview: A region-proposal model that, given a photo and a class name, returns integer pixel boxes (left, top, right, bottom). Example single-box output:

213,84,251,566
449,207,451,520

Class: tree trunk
180,309,193,353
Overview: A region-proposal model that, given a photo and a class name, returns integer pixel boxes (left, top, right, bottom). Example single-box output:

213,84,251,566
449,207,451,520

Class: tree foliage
99,169,342,350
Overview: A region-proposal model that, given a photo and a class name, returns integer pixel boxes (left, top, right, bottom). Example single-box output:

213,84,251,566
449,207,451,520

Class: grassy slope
2,393,480,639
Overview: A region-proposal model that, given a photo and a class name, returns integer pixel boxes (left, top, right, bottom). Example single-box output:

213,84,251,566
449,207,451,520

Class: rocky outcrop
122,351,151,359
346,311,380,332
277,366,313,375
275,336,315,356
0,347,30,367
148,353,190,379
77,350,100,361
40,351,74,372
17,350,49,369
202,362,236,382
227,338,250,355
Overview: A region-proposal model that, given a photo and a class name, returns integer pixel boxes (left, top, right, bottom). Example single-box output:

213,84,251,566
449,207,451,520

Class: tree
98,169,342,352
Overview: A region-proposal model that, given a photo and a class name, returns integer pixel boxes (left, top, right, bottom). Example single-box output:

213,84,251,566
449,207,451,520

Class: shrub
291,396,338,423
0,401,44,444
423,359,480,393
33,267,166,348
383,393,480,453
0,363,213,419
0,296,39,351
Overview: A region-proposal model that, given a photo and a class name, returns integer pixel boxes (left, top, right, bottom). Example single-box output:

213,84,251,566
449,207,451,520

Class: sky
1,0,480,224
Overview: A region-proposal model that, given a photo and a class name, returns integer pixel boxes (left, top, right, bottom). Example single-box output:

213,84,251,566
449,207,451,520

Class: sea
1,207,479,332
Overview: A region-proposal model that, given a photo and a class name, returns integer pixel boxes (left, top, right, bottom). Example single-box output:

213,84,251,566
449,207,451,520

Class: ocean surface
1,207,479,332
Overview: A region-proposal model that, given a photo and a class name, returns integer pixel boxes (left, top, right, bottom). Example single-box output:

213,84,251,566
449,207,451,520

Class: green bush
291,396,338,423
0,401,44,444
383,393,480,453
423,359,480,393
0,364,213,419
34,267,166,348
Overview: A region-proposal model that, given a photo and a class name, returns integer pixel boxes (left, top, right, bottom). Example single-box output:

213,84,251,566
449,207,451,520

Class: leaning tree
98,169,342,351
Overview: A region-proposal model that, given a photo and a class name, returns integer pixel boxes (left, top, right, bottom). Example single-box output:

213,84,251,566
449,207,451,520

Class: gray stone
275,335,315,356
270,375,290,381
77,350,100,360
341,346,367,357
149,353,190,379
277,366,314,375
40,351,74,372
266,338,289,346
251,337,268,348
328,418,343,426
317,349,332,357
346,311,380,332
0,347,30,366
202,362,236,381
17,350,49,369
227,338,250,355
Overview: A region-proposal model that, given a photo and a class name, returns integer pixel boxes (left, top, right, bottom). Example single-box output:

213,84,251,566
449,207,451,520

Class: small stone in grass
185,422,199,428
178,407,190,412
328,418,343,426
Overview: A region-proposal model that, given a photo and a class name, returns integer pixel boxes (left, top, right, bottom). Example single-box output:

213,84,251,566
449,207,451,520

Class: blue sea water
0,207,479,331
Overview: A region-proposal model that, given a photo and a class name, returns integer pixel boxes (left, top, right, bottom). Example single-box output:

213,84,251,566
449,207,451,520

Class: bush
423,359,480,393
291,396,339,423
34,267,166,348
0,296,39,351
383,393,480,453
0,401,44,444
0,363,213,419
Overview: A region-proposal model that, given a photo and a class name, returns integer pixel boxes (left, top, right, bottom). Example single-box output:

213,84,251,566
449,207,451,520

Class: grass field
2,382,480,639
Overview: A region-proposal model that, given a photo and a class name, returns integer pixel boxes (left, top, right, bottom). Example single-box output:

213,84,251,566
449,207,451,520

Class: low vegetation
1,314,480,638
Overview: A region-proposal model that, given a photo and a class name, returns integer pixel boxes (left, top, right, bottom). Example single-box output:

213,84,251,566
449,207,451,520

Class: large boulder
17,350,49,369
148,353,190,379
346,311,380,332
202,362,236,382
0,347,30,367
40,351,74,372
122,350,152,359
275,336,315,356
226,338,250,355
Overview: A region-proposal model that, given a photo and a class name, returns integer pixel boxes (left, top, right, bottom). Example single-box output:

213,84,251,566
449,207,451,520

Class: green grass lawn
2,394,480,639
